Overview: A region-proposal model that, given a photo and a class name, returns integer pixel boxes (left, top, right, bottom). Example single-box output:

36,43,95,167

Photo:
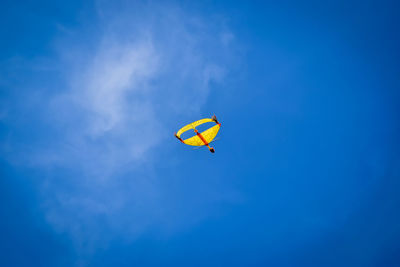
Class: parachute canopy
175,115,221,153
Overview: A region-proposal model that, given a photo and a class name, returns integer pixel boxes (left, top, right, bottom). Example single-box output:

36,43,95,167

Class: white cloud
45,3,234,172
2,1,239,254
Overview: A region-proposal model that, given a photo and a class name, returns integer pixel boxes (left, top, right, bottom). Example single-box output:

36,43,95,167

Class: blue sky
1,0,400,266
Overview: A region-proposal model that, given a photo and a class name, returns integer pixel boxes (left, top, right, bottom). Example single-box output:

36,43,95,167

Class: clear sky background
1,0,399,266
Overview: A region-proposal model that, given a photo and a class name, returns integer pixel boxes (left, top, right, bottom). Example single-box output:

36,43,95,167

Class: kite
174,115,221,153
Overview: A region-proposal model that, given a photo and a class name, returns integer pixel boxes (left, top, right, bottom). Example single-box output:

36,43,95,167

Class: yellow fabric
199,124,220,144
183,124,221,146
176,118,213,137
182,135,204,146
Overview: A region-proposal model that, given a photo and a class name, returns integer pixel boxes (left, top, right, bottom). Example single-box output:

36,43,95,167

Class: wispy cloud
1,1,239,254
44,2,234,172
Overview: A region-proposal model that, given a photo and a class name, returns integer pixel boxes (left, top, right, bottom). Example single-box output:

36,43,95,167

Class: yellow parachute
174,115,221,153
